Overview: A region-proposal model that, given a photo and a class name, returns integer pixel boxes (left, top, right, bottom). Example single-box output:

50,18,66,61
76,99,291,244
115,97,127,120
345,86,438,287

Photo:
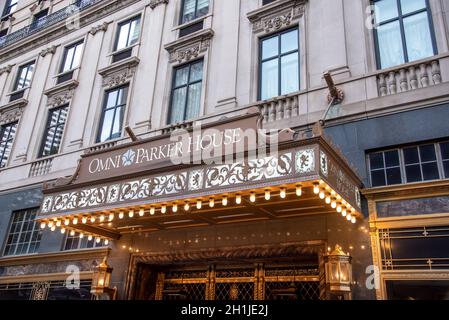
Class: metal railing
0,0,103,49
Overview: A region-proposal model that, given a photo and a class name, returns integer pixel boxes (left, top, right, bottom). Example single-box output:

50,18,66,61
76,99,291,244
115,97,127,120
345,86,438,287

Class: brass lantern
324,246,352,296
91,256,116,300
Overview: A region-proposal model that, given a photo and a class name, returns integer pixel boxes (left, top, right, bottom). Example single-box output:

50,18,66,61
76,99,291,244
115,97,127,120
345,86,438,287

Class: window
373,0,436,69
114,16,141,51
0,29,7,39
259,28,299,100
3,208,42,256
40,105,68,157
60,41,83,73
169,60,203,124
2,0,18,17
180,0,209,24
14,61,34,91
31,9,48,30
0,122,18,168
63,232,105,251
97,85,128,143
368,141,449,187
262,0,277,5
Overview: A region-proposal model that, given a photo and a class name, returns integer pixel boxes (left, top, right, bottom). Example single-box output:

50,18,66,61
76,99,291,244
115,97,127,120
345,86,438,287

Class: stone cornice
98,56,140,88
43,79,79,97
164,28,214,63
0,64,14,75
149,0,169,10
0,98,28,113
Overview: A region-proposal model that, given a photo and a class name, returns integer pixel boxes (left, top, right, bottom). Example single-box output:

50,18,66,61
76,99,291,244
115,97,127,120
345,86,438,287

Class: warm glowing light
82,216,88,224
40,222,46,229
90,216,96,223
96,237,101,244
161,205,167,214
265,190,271,201
280,188,287,199
325,195,331,204
48,221,54,228
88,235,93,241
351,216,356,224
129,210,134,218
109,213,114,221
70,230,75,236
73,217,78,225
196,200,202,209
79,233,84,239
184,203,190,211
342,209,348,217
351,208,356,213
346,214,352,221
61,228,66,234
331,198,337,209
319,190,325,199
119,212,124,219
337,204,342,213
51,225,56,232
222,197,228,206
139,209,145,217
172,204,178,213
99,215,105,222
209,198,215,208
56,220,61,227
64,218,70,226
296,185,302,197
150,207,156,215
104,239,109,245
250,192,256,203
313,183,320,194
236,194,242,205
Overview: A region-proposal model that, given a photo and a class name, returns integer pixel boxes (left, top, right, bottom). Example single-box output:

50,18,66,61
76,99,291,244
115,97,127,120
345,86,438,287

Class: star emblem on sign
122,149,136,167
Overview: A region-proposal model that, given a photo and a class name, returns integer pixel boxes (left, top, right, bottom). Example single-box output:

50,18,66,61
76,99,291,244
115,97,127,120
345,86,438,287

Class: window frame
62,232,104,251
113,15,141,52
96,85,129,143
258,26,300,101
367,141,449,188
372,0,437,70
39,104,69,158
179,0,210,25
59,40,84,74
2,0,18,17
167,59,204,125
0,121,18,168
13,61,35,92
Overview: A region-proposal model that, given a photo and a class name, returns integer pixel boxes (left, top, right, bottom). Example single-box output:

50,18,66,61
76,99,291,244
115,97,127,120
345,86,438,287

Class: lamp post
91,256,116,300
324,245,353,300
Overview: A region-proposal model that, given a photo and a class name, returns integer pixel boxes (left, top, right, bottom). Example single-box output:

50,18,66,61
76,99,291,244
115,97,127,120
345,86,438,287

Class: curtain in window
403,12,434,62
377,21,404,69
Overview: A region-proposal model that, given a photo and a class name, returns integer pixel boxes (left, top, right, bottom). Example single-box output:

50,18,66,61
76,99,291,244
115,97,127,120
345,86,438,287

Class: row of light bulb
312,182,357,224
39,220,110,245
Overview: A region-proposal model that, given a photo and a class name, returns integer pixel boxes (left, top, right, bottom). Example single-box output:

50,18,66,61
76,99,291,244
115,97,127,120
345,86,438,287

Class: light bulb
61,228,66,234
331,199,337,209
196,200,202,210
88,235,93,241
337,204,342,213
313,183,320,194
82,216,88,224
184,203,190,211
250,192,256,203
90,216,96,223
96,237,101,244
99,215,105,222
172,204,178,213
351,216,356,224
119,212,124,219
64,218,70,226
51,225,56,232
342,209,348,217
56,220,61,227
150,207,156,215
79,233,84,239
139,209,145,217
209,198,215,208
104,239,109,245
129,210,134,218
236,195,242,205
48,221,54,228
109,213,114,221
351,208,356,213
222,197,228,206
347,214,352,221
161,205,167,214
40,222,46,229
325,195,331,204
73,217,78,225
265,190,271,201
319,190,325,199
296,185,302,197
280,188,286,199
70,230,75,236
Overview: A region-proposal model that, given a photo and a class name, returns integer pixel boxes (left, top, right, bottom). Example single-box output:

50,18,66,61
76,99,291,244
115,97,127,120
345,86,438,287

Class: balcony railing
29,158,53,177
0,0,103,49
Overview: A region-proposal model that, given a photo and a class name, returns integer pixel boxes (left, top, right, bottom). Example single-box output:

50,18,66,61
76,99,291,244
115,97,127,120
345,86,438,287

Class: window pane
281,29,298,54
403,147,419,164
111,107,123,139
419,144,436,162
281,53,299,95
375,0,399,24
370,153,385,170
371,170,386,187
116,23,130,50
385,150,400,167
189,61,203,82
72,43,84,69
377,21,405,69
261,59,278,100
186,82,202,120
170,87,187,123
443,161,449,179
182,0,196,23
440,143,449,160
386,167,402,185
262,36,278,60
405,164,422,182
197,0,209,16
400,0,426,15
100,109,115,142
175,66,190,87
129,18,141,46
422,162,439,181
403,12,434,62
62,47,75,72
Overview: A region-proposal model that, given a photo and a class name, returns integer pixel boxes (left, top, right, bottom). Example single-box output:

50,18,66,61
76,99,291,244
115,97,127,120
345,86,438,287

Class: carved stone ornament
0,64,13,76
98,57,140,88
89,22,109,35
40,45,57,57
247,0,306,34
165,29,214,64
47,89,75,108
0,106,23,125
149,0,169,9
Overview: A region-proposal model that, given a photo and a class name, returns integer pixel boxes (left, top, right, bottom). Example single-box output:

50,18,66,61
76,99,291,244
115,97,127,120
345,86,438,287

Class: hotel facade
0,0,448,300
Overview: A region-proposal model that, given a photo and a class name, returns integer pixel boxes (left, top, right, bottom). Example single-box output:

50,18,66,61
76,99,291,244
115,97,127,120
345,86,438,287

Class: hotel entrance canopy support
36,110,363,242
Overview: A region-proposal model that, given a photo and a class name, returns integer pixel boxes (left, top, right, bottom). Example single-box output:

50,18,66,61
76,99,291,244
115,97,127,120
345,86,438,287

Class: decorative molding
149,0,169,9
44,79,79,107
89,21,109,35
98,56,140,88
39,45,57,57
164,28,214,64
247,0,306,34
0,64,13,76
0,106,24,125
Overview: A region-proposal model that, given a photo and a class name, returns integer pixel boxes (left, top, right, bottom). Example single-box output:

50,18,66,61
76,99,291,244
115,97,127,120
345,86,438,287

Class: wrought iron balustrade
0,0,103,49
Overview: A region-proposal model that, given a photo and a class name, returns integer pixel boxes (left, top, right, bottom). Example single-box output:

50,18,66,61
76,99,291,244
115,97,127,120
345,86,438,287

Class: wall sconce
91,256,116,300
324,245,352,299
